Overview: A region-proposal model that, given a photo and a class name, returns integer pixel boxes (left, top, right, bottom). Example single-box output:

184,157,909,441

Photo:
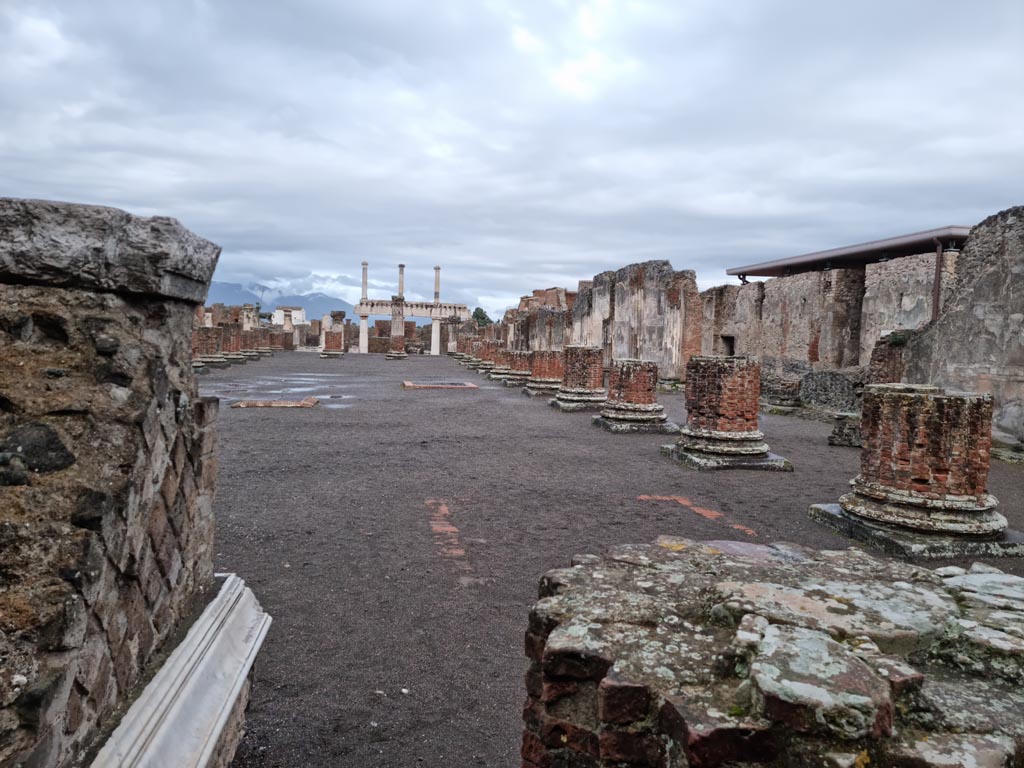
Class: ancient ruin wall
700,282,764,356
859,251,957,365
0,199,220,766
904,207,1024,442
569,262,701,380
758,267,864,373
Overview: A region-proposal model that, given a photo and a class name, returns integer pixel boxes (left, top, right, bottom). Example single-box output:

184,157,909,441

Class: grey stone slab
592,416,681,434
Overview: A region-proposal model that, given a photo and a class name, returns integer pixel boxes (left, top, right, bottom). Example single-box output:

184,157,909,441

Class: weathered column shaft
431,318,441,355
359,316,369,353
839,384,1002,535
551,346,606,411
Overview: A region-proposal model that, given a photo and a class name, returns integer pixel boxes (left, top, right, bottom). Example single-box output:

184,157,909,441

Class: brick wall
0,198,220,767
684,356,761,433
194,326,224,357
323,331,345,352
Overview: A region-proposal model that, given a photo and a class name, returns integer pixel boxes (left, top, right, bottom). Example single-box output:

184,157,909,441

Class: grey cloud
1,0,1022,319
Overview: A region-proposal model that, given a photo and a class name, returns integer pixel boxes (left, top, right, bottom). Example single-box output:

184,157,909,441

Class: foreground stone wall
524,537,1024,767
904,206,1024,442
0,199,220,766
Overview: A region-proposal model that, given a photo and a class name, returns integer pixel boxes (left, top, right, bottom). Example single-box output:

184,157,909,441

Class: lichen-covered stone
523,538,1024,767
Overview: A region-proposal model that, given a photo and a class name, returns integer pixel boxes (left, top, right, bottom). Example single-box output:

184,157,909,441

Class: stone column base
476,362,495,374
676,425,771,455
319,351,344,359
488,366,512,381
198,355,230,369
839,478,1004,536
593,415,681,434
809,503,1024,559
385,351,408,360
660,444,793,471
503,372,530,387
549,388,606,412
225,354,247,364
191,360,208,374
257,348,274,356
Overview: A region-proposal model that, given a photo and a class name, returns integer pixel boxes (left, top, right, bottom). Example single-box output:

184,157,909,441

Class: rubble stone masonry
0,198,220,766
523,537,1024,768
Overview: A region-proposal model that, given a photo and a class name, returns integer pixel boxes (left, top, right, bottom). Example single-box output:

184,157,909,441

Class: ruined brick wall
368,337,390,354
222,324,242,355
859,251,957,365
194,325,223,358
758,268,864,374
0,198,220,767
903,207,1024,442
570,262,701,380
510,307,571,353
374,319,390,337
700,282,764,356
530,350,564,382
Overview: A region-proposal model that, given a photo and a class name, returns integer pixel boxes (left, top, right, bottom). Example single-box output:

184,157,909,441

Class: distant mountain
268,293,355,321
204,282,432,325
205,281,263,307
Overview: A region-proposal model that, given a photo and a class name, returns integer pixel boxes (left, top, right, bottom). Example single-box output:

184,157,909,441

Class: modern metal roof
726,225,972,278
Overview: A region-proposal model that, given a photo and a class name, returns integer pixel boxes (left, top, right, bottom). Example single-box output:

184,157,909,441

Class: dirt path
202,353,1024,767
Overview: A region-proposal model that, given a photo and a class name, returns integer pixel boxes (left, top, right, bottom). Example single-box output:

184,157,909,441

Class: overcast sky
3,1,1023,316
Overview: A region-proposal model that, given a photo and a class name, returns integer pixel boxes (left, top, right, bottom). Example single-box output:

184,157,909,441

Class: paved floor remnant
230,396,320,408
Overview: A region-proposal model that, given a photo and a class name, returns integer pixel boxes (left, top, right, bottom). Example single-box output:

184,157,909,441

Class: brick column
664,356,791,470
504,351,532,387
524,350,564,397
840,384,1002,535
594,359,679,433
488,346,512,380
550,346,606,412
464,340,484,368
475,340,498,374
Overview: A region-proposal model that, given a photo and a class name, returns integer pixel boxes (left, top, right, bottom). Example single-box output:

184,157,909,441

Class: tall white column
361,261,368,301
433,266,441,304
398,263,405,298
431,318,441,356
359,316,369,353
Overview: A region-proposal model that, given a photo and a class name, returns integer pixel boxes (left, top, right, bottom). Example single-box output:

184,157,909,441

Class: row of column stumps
452,342,1019,557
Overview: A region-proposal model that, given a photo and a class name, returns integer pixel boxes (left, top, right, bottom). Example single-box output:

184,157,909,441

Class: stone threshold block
487,368,512,381
224,353,247,364
384,351,408,360
594,414,680,434
92,575,271,767
661,443,793,471
503,375,529,387
808,503,1024,559
319,351,344,358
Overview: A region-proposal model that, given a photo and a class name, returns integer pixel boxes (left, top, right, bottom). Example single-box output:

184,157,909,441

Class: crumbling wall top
0,198,220,304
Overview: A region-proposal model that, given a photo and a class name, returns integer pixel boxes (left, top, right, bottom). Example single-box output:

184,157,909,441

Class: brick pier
593,359,679,433
489,346,513,381
504,351,532,387
550,346,607,412
523,350,564,398
810,383,1024,557
662,355,791,470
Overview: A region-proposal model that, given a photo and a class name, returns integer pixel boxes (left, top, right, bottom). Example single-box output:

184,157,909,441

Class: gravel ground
201,352,1024,768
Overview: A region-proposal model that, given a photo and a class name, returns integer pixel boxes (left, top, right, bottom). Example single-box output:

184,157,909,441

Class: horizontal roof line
727,225,971,277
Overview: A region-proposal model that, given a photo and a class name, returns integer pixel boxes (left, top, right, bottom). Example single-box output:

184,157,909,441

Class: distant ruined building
494,207,1024,444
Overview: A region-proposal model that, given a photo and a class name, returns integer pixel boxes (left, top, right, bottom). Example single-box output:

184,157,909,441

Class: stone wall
904,207,1024,442
0,199,220,766
859,251,957,364
570,261,701,381
700,282,764,356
